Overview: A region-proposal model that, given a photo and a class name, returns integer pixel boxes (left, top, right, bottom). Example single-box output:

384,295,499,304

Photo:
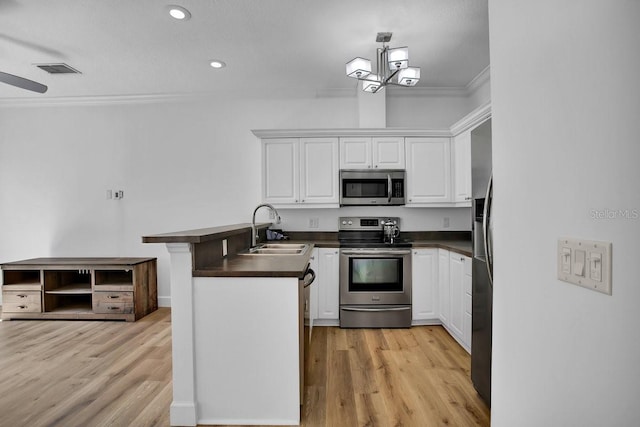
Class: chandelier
345,32,421,93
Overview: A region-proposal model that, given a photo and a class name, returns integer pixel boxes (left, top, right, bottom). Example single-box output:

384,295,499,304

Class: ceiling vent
35,63,81,74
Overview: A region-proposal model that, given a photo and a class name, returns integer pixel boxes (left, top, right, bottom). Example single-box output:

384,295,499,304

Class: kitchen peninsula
143,223,313,426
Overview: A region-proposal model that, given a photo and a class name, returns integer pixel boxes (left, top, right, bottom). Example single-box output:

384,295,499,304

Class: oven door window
342,179,388,198
349,258,403,292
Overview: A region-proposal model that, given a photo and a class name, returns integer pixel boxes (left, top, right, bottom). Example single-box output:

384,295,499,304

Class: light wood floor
0,309,489,427
0,308,173,427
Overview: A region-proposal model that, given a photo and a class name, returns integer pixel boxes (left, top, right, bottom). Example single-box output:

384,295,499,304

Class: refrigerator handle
387,173,392,203
482,173,493,285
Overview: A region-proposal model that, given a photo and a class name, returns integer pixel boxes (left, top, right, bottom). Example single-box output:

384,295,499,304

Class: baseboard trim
158,296,171,307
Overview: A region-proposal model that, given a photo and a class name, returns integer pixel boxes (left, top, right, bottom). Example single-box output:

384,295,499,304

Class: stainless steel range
338,216,412,328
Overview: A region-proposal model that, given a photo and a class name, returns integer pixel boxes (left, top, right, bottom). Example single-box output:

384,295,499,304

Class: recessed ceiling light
209,60,226,69
168,5,191,20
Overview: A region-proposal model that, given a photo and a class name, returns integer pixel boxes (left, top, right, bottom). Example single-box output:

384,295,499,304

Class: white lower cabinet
433,249,472,353
463,257,472,349
314,247,340,325
412,249,439,322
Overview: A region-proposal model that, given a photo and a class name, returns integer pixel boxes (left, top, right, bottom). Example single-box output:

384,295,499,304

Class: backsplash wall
269,206,471,232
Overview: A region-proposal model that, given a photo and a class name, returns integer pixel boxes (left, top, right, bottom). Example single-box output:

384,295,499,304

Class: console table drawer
93,292,133,314
3,291,42,313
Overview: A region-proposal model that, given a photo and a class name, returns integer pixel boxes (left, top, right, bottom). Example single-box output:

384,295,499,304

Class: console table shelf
1,257,157,322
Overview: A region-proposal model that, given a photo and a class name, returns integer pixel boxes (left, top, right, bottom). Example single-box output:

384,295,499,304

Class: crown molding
251,128,452,139
449,101,492,136
0,92,203,108
465,65,490,94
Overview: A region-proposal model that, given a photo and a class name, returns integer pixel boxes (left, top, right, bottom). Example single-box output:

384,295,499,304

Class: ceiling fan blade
0,71,48,93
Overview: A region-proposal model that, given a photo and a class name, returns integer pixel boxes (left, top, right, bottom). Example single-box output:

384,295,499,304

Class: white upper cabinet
262,138,299,205
405,137,452,205
372,137,405,169
299,138,339,204
452,130,472,204
339,137,371,169
340,137,405,169
262,137,339,207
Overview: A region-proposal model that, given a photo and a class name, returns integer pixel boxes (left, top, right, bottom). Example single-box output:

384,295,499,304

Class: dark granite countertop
144,225,472,278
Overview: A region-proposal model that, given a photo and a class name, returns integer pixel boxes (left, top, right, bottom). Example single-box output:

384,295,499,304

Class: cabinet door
463,256,472,349
317,248,340,320
340,137,372,169
438,249,450,325
307,249,320,336
448,253,465,340
412,249,439,321
452,131,472,204
405,137,452,204
299,138,339,204
262,138,299,204
372,137,405,169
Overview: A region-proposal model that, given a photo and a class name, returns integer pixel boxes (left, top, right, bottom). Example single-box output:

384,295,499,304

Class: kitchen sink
240,243,311,256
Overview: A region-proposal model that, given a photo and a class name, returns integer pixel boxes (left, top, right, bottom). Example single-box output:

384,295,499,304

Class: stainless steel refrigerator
470,120,493,406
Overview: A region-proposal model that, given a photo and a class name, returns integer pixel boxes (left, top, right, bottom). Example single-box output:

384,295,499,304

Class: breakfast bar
143,223,313,426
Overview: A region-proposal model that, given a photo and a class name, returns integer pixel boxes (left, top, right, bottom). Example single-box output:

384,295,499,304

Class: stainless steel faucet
251,203,281,247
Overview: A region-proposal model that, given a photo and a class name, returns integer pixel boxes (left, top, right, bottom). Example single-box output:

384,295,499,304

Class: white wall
0,88,487,305
489,1,640,426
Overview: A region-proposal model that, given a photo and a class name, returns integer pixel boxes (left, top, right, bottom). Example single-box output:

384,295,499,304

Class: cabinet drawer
93,292,134,314
3,290,42,313
3,291,42,312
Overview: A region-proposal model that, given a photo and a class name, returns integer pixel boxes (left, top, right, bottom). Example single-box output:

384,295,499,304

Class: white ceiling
0,0,489,100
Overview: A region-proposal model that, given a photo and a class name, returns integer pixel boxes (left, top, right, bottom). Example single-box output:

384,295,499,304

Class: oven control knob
348,220,353,225
341,220,347,225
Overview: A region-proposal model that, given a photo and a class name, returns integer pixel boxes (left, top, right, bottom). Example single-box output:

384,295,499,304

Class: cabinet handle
107,295,120,299
108,306,120,310
301,199,305,202
17,294,28,298
374,165,378,168
295,199,298,203
460,257,464,261
18,305,27,309
465,196,472,200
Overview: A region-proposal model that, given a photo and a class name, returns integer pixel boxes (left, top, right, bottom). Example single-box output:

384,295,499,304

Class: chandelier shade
345,33,420,93
362,77,382,93
398,67,421,86
346,57,372,78
387,47,409,70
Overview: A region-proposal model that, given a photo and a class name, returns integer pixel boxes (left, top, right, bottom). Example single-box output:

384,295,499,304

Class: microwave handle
387,173,392,202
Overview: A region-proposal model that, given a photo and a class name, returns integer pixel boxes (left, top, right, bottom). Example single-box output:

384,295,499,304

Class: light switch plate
557,237,612,295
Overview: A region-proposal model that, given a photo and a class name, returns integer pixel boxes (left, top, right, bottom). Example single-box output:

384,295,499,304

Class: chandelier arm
383,69,399,84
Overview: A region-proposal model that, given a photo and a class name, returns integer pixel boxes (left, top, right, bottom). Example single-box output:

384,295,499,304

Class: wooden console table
1,258,157,322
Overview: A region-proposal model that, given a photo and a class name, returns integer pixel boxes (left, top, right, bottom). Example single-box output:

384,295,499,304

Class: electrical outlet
268,210,275,219
308,218,319,228
114,190,124,200
106,190,113,199
222,239,228,257
443,217,450,228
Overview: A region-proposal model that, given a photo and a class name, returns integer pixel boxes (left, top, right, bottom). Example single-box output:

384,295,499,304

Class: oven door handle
387,173,392,202
341,249,412,256
341,306,411,312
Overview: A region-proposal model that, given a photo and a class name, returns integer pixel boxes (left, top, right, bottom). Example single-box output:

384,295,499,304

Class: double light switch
557,237,612,295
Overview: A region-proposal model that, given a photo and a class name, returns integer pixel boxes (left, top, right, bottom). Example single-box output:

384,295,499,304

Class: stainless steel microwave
339,170,406,206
